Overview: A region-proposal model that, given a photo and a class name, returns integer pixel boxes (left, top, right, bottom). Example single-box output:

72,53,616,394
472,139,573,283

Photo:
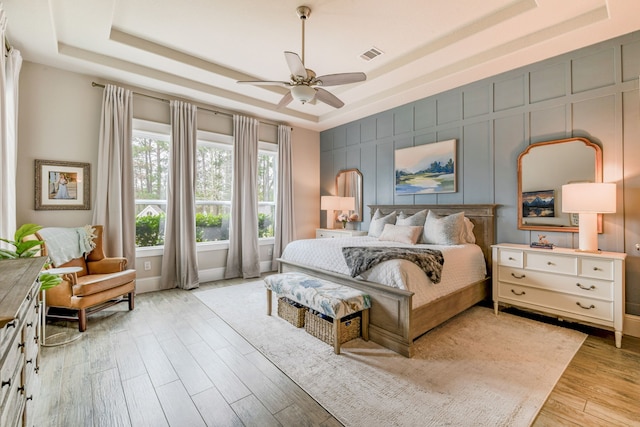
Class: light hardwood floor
32,277,639,427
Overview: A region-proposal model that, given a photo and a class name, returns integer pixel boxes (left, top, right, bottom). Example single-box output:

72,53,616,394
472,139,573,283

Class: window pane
258,151,276,238
196,142,233,242
133,133,169,247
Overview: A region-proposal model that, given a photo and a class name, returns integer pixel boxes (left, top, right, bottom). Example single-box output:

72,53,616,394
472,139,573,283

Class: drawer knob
6,320,16,328
593,267,602,271
17,386,25,393
18,341,25,349
547,261,555,266
508,257,515,261
510,289,526,296
26,358,33,364
511,273,526,279
26,395,33,401
27,322,33,327
1,379,10,388
576,302,595,310
576,283,596,291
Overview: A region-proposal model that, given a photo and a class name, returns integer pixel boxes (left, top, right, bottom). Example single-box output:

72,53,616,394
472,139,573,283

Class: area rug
195,281,586,427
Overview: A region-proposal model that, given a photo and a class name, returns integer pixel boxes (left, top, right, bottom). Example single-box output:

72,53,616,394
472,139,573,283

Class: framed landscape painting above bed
395,139,457,195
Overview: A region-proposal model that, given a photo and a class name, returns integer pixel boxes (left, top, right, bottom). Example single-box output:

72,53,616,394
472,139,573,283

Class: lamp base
574,248,602,254
577,212,598,252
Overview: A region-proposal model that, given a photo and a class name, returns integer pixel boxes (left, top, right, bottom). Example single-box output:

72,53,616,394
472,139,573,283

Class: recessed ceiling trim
366,0,539,81
320,5,610,124
109,28,288,97
57,43,319,123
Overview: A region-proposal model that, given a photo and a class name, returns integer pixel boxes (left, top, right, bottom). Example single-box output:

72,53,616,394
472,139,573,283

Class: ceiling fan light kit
237,5,366,109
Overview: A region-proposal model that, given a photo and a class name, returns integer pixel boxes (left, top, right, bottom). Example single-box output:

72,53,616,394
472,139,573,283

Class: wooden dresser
492,243,626,348
0,258,45,427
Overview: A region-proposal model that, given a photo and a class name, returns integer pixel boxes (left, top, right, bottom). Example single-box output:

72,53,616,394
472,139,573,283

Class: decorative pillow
368,210,397,238
378,224,423,245
461,217,476,244
422,211,465,245
397,209,428,242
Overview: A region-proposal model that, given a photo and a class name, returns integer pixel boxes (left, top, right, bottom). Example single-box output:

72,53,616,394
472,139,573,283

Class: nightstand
492,243,626,348
316,228,368,238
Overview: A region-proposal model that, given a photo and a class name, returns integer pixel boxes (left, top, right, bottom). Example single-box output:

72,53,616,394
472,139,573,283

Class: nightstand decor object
561,182,616,253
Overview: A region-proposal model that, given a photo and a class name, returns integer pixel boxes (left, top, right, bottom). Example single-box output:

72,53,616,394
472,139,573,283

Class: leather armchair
37,225,135,331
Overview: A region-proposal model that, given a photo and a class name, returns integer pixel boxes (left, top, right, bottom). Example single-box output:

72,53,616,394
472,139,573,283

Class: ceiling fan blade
237,80,291,88
314,72,367,87
315,88,344,109
284,51,307,79
276,91,293,109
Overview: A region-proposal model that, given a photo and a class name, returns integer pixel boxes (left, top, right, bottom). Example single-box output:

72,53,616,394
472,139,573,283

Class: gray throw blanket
342,246,445,284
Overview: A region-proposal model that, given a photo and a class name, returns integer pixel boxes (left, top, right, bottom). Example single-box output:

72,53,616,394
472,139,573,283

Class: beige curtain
92,84,136,268
271,125,294,270
161,100,199,290
0,8,22,246
225,115,260,279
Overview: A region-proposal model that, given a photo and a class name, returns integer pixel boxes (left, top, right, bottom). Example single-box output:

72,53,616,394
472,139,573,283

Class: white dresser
492,243,626,348
0,258,44,427
316,228,368,238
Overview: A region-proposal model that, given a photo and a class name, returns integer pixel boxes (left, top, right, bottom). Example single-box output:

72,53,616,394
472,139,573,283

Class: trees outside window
132,125,277,247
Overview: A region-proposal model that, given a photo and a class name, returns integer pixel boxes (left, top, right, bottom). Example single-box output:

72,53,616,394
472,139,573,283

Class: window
257,143,277,238
133,125,170,247
195,134,233,242
132,123,278,247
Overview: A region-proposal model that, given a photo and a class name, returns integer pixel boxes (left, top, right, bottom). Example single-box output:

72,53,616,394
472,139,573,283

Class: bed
277,204,497,357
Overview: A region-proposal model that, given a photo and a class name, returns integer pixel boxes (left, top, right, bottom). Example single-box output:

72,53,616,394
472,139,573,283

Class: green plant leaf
14,223,43,242
39,272,62,291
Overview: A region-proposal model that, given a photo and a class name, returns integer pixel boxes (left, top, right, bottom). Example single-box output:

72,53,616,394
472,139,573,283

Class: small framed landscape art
395,139,456,195
35,159,91,210
522,189,554,218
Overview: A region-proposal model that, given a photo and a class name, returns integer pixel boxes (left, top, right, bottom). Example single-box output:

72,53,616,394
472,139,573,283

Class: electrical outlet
636,243,640,252
144,261,151,271
267,247,273,256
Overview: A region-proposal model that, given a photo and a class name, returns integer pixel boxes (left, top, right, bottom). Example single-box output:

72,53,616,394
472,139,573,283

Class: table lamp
561,182,616,252
321,196,341,229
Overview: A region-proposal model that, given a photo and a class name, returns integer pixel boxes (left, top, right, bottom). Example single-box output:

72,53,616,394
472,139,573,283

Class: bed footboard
278,259,416,357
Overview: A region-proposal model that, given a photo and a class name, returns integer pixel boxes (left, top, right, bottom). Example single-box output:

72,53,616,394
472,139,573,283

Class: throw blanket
342,246,445,284
38,225,97,267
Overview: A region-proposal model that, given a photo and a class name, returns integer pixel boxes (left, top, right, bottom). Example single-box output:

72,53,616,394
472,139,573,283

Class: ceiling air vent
360,47,384,61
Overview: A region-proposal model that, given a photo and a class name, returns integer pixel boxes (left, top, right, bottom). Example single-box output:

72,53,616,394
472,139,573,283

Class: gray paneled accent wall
320,31,640,315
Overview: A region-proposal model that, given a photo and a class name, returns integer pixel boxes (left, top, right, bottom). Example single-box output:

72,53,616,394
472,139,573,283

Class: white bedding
280,236,487,308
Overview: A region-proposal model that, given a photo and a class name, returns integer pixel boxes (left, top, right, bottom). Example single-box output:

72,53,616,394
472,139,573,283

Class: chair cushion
72,269,136,297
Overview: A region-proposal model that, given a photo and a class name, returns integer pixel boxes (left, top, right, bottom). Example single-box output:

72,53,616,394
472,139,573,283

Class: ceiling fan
237,5,366,109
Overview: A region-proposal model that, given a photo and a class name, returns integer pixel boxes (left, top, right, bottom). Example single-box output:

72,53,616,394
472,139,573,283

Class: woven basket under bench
304,310,361,345
277,297,307,328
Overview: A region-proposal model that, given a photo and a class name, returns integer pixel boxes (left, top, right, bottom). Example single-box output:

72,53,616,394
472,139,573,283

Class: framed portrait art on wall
35,159,91,210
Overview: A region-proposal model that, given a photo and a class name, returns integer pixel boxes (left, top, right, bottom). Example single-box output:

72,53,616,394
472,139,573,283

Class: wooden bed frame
278,204,497,357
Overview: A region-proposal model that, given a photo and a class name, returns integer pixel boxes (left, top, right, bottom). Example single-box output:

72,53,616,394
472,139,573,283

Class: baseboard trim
624,313,640,338
136,262,276,294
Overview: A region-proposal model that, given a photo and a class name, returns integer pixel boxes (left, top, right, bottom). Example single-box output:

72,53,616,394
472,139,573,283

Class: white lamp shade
320,196,341,211
561,182,616,214
291,85,316,104
339,197,355,211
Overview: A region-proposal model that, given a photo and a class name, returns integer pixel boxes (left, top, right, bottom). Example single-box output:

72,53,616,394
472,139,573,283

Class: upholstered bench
264,272,371,354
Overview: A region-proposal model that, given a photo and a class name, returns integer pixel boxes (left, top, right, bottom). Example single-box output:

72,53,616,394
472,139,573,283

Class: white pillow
378,224,423,245
368,210,397,238
423,211,465,245
397,209,428,243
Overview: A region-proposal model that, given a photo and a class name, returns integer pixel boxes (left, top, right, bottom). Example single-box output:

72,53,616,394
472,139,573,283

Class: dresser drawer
580,258,614,280
0,324,23,406
498,282,613,322
498,249,523,268
0,364,23,427
498,266,613,300
525,252,577,275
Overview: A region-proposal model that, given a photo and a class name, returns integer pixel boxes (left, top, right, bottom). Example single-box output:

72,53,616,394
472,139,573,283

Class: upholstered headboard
368,204,497,274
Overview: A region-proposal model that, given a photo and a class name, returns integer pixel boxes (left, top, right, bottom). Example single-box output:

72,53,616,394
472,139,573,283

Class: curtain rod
91,82,287,129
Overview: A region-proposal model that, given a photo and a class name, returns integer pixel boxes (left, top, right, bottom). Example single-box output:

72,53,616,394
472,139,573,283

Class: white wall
16,61,320,290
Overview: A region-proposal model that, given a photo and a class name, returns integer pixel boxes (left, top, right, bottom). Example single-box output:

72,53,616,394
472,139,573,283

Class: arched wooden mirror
336,169,363,221
518,137,602,233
